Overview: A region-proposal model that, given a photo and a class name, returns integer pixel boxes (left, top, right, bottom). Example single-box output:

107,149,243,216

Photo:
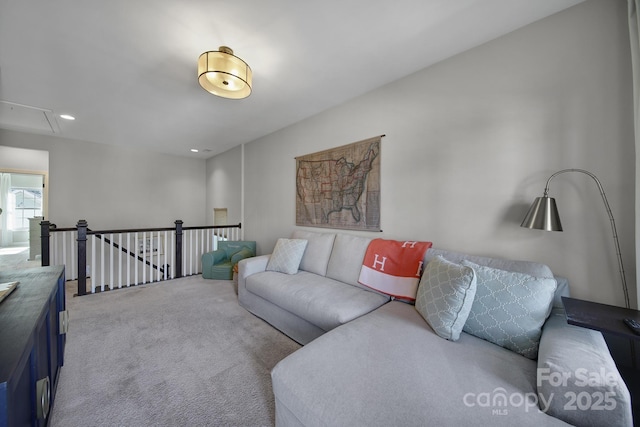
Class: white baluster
51,233,57,266
91,236,96,293
118,234,123,289
154,231,158,282
134,232,139,285
126,233,131,287
183,231,187,277
109,233,114,289
142,232,146,284
192,230,196,275
100,235,105,292
149,232,154,283
171,230,175,279
194,230,198,275
149,231,153,283
71,231,77,280
163,231,168,280
153,231,158,282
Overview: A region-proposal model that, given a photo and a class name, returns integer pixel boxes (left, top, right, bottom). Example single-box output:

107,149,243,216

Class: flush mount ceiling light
198,46,252,99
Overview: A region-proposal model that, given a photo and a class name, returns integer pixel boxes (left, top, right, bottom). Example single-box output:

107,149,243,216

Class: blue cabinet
0,266,66,427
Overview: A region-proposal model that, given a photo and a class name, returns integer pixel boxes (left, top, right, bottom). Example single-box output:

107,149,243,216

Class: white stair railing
41,220,242,295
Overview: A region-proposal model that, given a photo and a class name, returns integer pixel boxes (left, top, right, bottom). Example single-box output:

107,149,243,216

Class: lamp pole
540,169,629,309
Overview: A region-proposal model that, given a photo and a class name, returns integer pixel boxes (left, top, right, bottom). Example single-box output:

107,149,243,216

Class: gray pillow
461,260,556,359
415,256,476,341
266,238,308,275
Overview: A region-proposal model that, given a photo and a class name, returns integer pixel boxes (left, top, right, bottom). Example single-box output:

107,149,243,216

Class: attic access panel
0,100,60,134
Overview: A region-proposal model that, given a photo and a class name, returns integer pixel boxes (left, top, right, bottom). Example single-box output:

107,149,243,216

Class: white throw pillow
266,238,308,275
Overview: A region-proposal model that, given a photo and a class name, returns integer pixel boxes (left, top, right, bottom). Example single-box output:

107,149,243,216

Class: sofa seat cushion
272,301,568,427
245,271,389,332
209,261,234,280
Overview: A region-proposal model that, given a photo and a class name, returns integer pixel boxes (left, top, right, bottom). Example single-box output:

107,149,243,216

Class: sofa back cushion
291,230,336,276
426,248,570,310
326,234,372,287
425,248,554,278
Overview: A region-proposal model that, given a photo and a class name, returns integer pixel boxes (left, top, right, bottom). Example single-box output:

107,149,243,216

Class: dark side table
562,296,640,340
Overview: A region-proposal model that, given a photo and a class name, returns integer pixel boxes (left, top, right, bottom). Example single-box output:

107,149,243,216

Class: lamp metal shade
520,196,563,231
198,47,252,99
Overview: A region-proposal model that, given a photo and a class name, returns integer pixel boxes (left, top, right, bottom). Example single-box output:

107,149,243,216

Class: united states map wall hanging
295,135,382,231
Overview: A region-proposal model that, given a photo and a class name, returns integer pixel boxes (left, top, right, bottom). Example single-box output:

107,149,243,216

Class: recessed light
59,114,75,120
190,149,199,153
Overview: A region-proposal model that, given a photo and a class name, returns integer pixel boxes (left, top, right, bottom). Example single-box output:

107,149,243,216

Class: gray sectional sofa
237,230,633,426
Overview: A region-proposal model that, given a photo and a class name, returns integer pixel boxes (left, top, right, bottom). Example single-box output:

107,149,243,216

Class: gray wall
209,0,636,306
0,128,207,229
0,145,48,171
206,145,243,227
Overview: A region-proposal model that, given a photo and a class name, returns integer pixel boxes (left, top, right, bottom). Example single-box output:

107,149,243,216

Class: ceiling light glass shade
198,46,252,99
520,196,563,231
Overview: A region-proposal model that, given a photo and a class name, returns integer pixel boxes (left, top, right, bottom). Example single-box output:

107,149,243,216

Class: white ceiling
0,0,584,159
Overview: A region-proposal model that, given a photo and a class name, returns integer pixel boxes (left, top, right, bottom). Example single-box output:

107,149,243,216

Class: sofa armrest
237,254,270,297
201,249,228,279
202,249,227,265
537,308,632,426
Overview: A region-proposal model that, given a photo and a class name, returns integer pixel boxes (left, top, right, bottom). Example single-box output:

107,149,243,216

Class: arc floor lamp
521,168,630,309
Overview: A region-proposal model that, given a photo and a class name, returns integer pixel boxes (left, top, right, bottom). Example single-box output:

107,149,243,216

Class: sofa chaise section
238,231,389,345
264,237,632,426
272,301,570,427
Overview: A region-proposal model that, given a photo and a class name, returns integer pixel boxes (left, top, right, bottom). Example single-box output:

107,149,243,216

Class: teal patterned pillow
461,260,556,359
415,256,477,341
266,238,308,275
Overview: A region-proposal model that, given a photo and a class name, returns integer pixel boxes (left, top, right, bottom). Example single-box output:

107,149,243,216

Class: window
10,187,42,230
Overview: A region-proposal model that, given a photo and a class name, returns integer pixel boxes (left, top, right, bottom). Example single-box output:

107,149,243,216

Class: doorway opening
0,171,47,265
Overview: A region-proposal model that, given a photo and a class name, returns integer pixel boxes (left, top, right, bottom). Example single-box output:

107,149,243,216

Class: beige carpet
49,275,301,427
0,246,41,271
